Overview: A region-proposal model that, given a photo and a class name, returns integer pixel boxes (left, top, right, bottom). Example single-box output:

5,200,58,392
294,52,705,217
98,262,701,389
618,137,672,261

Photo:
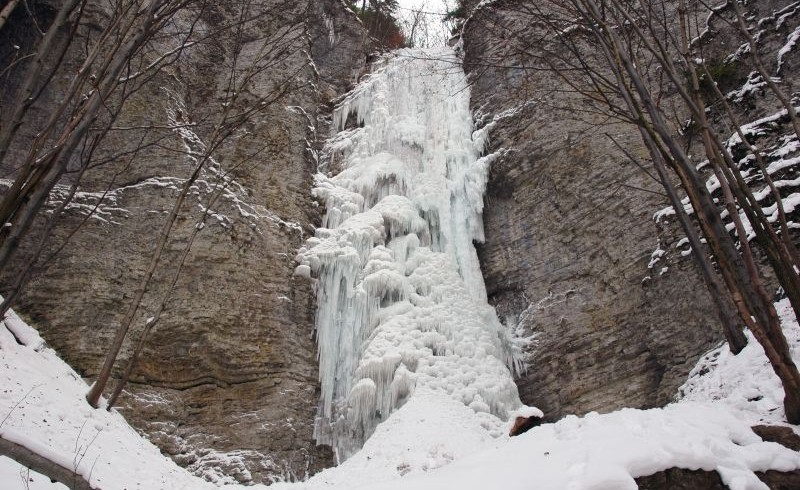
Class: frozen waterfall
296,47,522,462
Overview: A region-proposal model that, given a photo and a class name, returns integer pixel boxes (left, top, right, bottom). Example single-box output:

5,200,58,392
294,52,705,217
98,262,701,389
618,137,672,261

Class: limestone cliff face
461,1,724,419
0,0,366,484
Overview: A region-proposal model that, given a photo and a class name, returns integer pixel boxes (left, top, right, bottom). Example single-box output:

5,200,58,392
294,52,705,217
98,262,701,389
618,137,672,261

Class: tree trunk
574,0,800,422
0,436,99,490
0,0,21,32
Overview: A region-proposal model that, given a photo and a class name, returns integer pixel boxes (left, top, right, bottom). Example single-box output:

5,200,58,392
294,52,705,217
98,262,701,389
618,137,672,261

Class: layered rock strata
461,1,724,419
0,0,366,483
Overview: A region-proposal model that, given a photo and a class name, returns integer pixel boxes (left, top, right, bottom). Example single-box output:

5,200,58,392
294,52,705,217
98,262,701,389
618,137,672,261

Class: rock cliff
462,0,800,429
4,0,800,485
461,0,740,420
0,0,366,483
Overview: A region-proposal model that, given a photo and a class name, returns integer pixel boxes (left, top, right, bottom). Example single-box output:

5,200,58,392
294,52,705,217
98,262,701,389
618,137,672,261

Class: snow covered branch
0,436,98,490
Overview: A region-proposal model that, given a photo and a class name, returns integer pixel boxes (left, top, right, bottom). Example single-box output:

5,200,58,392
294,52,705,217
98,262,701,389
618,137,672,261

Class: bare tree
0,3,324,485
0,0,22,32
0,0,315,410
0,0,194,281
397,0,457,48
0,436,97,490
462,0,800,421
92,38,310,409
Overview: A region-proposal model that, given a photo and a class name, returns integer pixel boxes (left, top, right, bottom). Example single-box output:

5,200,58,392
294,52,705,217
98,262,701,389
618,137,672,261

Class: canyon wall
461,0,723,419
462,0,800,423
3,0,800,485
0,0,366,483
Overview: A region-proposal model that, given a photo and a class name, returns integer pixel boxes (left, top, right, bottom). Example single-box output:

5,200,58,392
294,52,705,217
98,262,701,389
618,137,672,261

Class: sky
397,0,450,11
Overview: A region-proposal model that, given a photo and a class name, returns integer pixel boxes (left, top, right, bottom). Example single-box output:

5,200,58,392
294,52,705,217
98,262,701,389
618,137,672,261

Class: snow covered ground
4,34,800,488
3,46,800,490
0,309,214,490
2,298,800,489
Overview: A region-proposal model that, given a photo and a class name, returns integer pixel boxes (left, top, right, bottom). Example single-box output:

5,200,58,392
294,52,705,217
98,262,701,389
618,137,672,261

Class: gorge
1,0,800,488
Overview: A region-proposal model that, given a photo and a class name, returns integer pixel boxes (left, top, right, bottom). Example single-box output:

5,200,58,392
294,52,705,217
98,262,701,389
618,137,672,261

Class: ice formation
296,47,522,461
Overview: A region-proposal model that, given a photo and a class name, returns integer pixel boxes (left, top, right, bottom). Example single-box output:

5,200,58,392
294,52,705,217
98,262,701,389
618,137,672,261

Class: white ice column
296,47,522,462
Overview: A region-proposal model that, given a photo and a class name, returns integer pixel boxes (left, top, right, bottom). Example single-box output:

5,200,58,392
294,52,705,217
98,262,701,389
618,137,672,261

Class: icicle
296,47,523,462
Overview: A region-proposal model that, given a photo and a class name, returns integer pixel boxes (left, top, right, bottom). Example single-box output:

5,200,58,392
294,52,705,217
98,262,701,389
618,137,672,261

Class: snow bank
268,298,800,490
4,297,800,490
679,297,800,426
268,390,509,490
355,403,799,490
0,309,213,490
